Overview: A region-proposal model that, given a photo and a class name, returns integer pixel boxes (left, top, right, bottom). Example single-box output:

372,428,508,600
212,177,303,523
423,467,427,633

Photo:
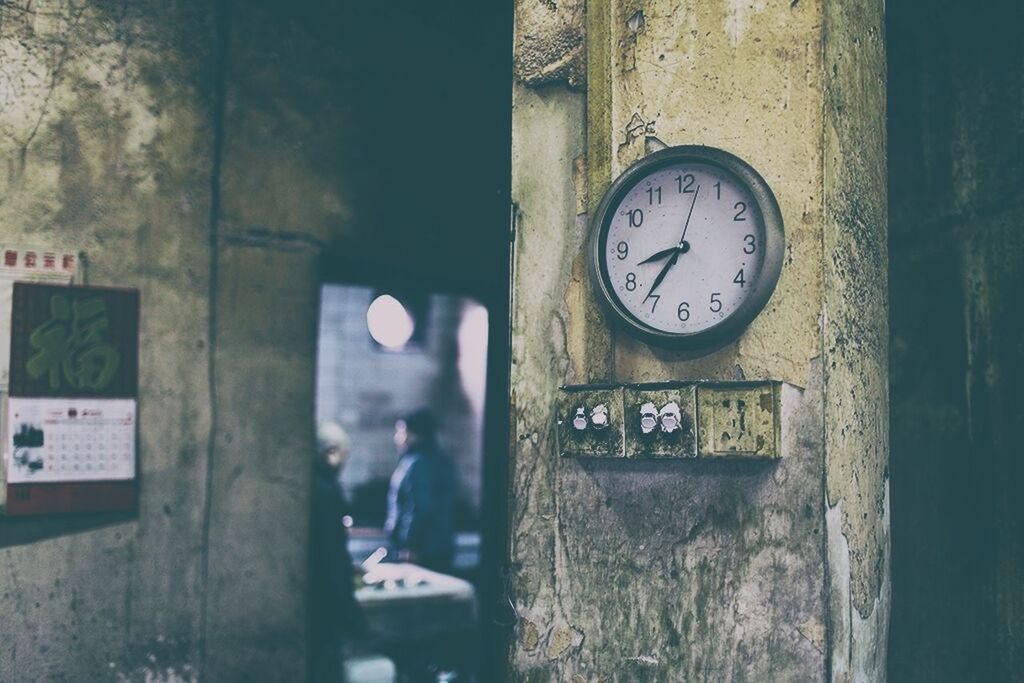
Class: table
356,562,477,641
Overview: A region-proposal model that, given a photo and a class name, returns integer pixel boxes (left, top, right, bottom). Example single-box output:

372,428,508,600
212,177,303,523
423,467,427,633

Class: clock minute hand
644,250,680,301
677,184,701,246
636,246,679,266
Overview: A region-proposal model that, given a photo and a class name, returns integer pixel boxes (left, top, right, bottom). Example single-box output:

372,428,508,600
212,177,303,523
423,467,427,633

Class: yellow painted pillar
510,0,887,679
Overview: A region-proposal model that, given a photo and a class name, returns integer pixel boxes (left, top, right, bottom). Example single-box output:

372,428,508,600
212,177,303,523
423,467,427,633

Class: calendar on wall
7,398,136,483
4,281,140,516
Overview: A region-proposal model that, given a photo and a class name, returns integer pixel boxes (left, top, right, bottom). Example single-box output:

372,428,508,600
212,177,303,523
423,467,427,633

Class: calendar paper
6,397,136,483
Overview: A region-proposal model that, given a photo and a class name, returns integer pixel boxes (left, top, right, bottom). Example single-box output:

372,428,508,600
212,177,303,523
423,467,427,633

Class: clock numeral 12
676,174,696,194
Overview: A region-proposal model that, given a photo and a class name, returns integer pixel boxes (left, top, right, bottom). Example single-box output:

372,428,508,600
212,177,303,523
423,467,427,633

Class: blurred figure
384,409,457,573
310,422,365,682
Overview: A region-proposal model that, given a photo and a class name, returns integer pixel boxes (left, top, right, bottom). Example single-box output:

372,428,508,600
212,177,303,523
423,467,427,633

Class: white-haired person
309,421,364,682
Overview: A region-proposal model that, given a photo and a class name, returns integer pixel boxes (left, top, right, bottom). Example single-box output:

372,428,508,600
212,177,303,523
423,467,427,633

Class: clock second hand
642,184,700,301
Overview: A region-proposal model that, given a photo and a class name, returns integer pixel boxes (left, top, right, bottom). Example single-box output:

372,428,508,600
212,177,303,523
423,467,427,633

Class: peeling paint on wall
827,482,891,682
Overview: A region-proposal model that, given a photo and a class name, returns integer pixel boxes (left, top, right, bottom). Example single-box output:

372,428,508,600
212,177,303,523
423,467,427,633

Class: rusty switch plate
558,381,781,460
696,383,781,459
624,384,697,458
556,385,624,458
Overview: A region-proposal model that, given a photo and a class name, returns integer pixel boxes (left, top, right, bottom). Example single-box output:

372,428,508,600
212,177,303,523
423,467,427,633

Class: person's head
316,421,350,471
394,409,437,452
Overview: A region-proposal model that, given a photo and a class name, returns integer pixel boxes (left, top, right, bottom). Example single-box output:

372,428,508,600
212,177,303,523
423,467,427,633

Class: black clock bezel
589,145,785,353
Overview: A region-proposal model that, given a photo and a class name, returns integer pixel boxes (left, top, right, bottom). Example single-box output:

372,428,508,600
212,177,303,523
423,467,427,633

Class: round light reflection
366,294,414,349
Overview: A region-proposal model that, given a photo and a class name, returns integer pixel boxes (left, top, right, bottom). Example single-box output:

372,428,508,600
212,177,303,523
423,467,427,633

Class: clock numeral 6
677,301,690,321
625,272,637,291
710,292,722,313
743,234,756,254
616,241,629,260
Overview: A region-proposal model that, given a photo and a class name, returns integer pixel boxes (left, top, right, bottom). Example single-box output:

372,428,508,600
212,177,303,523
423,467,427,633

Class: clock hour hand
636,246,679,266
644,250,679,301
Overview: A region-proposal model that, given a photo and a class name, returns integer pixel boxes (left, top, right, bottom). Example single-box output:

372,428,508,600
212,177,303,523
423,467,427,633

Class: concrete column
509,0,887,679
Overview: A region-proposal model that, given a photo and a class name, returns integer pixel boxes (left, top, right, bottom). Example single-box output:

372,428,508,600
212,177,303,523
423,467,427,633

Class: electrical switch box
623,384,696,458
557,381,781,460
556,385,623,458
696,383,780,459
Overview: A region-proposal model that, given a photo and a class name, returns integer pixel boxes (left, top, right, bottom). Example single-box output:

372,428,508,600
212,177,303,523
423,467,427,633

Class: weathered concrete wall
887,0,1024,679
0,2,215,679
508,81,588,681
509,0,888,679
0,0,352,679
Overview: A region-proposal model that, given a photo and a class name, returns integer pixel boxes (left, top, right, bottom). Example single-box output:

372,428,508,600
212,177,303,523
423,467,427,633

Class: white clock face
600,161,768,336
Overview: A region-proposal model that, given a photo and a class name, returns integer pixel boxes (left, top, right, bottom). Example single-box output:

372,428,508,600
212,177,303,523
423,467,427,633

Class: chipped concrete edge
513,0,586,89
822,0,890,679
826,480,891,682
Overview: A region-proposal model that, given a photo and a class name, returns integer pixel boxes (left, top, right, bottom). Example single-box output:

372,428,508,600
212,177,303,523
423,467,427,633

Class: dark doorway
312,2,512,681
315,283,497,680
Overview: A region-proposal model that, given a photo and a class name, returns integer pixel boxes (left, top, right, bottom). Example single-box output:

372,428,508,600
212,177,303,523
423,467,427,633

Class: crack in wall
197,0,230,675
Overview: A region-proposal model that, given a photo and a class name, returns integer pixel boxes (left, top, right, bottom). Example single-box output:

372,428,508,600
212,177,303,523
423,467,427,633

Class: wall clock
589,145,784,353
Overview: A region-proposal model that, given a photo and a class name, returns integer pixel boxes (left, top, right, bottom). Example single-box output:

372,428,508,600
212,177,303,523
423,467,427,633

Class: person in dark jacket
384,409,457,573
309,422,365,682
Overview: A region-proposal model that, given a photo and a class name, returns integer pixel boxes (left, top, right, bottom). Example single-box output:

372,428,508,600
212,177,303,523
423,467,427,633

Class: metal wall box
556,385,624,458
696,382,781,459
623,383,697,458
